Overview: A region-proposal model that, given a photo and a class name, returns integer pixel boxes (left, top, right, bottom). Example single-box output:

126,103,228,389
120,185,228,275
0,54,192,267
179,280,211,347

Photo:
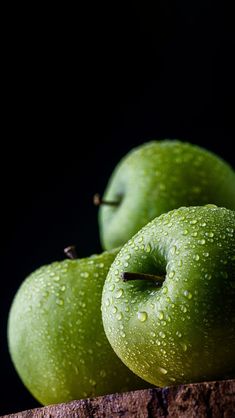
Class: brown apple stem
93,193,119,206
121,272,165,286
64,245,78,259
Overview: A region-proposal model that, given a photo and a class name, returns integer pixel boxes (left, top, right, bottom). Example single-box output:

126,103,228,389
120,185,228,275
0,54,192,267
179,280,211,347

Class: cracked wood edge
3,378,235,418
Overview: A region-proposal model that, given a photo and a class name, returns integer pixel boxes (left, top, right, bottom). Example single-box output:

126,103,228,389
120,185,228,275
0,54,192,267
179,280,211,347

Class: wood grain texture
3,379,235,418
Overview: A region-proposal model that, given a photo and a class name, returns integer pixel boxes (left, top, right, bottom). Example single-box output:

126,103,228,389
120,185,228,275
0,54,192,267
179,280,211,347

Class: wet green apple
8,248,147,406
97,140,235,249
102,205,235,387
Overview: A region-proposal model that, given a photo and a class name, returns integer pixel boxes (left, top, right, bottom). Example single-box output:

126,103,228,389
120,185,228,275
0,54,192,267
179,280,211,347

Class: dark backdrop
1,1,234,415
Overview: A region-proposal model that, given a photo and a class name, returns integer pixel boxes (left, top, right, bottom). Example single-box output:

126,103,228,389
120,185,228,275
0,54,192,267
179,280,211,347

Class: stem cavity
121,272,165,286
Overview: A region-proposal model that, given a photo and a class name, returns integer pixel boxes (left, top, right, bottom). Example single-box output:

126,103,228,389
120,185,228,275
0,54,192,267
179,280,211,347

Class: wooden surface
3,379,235,418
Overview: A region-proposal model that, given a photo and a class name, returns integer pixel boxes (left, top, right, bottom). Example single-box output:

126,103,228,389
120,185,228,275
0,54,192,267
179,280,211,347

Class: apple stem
93,193,119,207
121,272,165,286
64,245,78,259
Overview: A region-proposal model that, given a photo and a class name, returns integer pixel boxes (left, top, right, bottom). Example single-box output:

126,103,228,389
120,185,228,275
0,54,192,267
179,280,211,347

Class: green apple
102,205,235,387
8,248,148,406
97,140,235,249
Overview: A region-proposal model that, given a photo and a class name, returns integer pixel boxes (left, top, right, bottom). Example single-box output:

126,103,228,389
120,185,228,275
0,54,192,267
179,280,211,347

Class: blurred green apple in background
96,140,235,249
8,247,147,406
102,205,235,387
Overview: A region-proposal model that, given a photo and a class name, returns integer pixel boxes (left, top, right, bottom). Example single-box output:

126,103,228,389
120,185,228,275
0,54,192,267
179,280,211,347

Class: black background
1,1,235,415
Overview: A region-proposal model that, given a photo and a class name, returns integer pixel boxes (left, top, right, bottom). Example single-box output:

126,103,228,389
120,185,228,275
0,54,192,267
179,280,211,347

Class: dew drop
180,342,188,352
194,254,200,261
168,271,175,279
89,379,96,387
183,290,192,299
117,312,123,321
158,311,164,320
100,369,107,377
56,298,64,306
137,311,148,322
116,288,124,298
146,244,151,253
199,239,206,245
159,367,168,375
159,331,166,338
183,229,189,235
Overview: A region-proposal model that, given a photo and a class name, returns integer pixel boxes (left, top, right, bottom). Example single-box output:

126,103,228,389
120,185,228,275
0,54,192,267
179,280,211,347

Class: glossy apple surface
8,248,147,405
98,140,235,249
102,205,235,386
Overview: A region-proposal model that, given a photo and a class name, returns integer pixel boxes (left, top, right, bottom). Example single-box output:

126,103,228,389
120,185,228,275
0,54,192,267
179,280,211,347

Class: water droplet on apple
146,244,151,253
159,366,168,375
137,311,148,322
180,342,188,351
168,271,175,279
56,298,64,306
116,289,124,298
117,312,123,320
194,254,200,261
99,369,107,377
159,331,166,338
89,379,96,387
61,285,66,292
199,239,206,245
183,229,189,235
183,290,192,299
54,276,60,281
158,311,164,320
109,284,115,291
112,306,117,314
170,245,176,255
81,272,89,278
176,331,182,338
105,298,110,307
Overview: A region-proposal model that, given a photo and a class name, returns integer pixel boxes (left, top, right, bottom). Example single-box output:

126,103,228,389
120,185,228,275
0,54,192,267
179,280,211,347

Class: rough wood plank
3,379,235,418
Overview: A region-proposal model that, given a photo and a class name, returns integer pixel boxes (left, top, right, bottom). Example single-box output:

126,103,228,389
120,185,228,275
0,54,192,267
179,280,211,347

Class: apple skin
98,140,235,249
102,205,235,387
8,248,148,406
